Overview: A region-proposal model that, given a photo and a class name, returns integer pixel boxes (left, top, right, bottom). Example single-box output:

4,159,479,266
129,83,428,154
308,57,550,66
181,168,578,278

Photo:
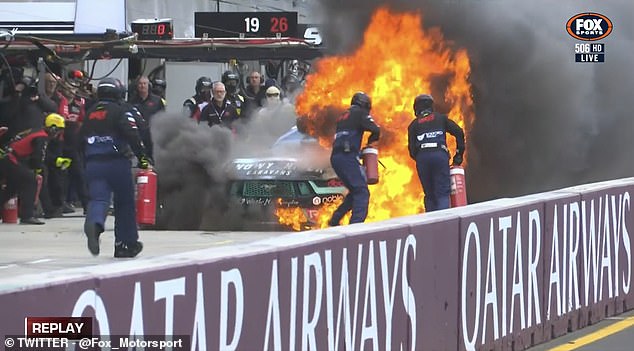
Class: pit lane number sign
194,12,298,39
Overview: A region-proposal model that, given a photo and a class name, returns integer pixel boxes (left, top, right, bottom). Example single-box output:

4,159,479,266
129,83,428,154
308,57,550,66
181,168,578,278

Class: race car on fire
224,126,346,230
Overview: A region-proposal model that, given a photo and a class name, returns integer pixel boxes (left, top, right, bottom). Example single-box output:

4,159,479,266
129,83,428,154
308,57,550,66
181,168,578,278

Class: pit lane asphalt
0,210,291,277
527,309,634,351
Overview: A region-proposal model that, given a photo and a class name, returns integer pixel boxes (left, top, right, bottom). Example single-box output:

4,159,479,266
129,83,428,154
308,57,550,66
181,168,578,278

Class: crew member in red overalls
0,113,65,224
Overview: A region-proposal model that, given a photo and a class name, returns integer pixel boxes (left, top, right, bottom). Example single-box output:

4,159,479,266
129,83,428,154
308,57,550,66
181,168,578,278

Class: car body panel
226,126,345,230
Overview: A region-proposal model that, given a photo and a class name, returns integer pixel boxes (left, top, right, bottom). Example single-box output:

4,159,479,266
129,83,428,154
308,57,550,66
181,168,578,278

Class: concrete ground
0,210,290,277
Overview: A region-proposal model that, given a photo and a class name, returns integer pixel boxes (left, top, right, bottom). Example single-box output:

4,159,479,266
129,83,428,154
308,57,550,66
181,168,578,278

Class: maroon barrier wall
542,193,585,343
459,198,556,351
0,179,633,351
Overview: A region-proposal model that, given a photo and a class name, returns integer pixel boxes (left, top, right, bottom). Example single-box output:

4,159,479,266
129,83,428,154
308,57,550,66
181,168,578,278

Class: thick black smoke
314,0,634,201
150,105,297,230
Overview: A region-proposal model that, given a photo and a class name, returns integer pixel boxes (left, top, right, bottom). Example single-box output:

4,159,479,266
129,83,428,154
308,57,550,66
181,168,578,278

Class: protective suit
329,92,380,225
81,77,149,258
407,94,465,212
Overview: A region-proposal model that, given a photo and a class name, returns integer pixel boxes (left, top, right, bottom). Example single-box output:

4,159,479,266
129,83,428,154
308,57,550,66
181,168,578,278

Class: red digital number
157,24,165,35
270,17,288,33
279,17,288,32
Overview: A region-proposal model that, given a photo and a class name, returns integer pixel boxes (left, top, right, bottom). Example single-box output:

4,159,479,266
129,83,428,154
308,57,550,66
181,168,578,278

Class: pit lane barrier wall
0,177,632,351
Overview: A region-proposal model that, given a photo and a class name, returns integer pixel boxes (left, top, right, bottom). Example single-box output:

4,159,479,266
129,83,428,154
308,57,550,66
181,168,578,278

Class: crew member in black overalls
407,94,465,212
81,77,150,258
183,76,212,119
199,81,239,128
328,92,380,226
221,71,244,117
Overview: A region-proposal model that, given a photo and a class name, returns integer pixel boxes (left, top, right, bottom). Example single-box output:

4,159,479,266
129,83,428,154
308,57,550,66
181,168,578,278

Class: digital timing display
130,19,174,40
194,12,298,39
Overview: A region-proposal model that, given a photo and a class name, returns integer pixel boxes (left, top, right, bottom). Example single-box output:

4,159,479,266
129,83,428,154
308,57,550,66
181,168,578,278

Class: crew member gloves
55,157,72,170
452,152,463,166
138,156,151,170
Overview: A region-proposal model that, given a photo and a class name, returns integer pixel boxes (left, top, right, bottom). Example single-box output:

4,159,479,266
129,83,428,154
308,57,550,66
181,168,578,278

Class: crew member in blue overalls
407,94,465,212
328,92,381,226
80,77,150,258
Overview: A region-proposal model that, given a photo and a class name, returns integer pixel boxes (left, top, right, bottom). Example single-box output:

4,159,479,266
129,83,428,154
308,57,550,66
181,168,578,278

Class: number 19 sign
194,12,298,39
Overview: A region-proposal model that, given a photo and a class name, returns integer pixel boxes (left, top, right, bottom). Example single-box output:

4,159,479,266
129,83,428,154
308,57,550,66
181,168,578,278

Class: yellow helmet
45,113,65,129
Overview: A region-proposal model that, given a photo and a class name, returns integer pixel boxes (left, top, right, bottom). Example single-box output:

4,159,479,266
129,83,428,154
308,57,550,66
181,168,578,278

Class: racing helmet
44,113,65,130
152,78,166,89
97,77,124,101
195,76,212,95
151,78,166,96
413,94,434,115
350,92,372,110
222,71,240,94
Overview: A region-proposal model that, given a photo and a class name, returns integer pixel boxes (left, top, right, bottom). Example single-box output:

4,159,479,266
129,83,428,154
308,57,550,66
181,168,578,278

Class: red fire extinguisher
2,196,18,223
450,165,468,207
361,147,379,185
136,168,158,225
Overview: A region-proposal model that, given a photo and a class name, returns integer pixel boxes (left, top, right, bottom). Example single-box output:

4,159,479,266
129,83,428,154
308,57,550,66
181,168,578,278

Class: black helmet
413,94,434,115
97,77,124,100
152,78,166,88
351,92,372,110
222,71,240,94
195,76,212,95
221,70,239,84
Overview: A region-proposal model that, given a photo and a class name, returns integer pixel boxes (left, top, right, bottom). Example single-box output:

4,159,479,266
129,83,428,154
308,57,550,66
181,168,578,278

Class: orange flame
275,200,307,231
276,199,351,231
280,7,474,229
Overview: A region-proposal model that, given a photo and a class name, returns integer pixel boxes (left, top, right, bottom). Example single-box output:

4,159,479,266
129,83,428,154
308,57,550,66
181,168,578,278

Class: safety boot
84,222,103,256
20,217,45,225
114,241,143,258
62,203,75,214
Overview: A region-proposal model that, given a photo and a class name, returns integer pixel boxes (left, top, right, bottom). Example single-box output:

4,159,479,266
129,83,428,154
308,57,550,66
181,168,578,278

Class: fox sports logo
566,13,613,41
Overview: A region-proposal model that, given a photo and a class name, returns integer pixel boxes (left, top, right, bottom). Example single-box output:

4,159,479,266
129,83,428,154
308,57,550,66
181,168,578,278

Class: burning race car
225,126,346,231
